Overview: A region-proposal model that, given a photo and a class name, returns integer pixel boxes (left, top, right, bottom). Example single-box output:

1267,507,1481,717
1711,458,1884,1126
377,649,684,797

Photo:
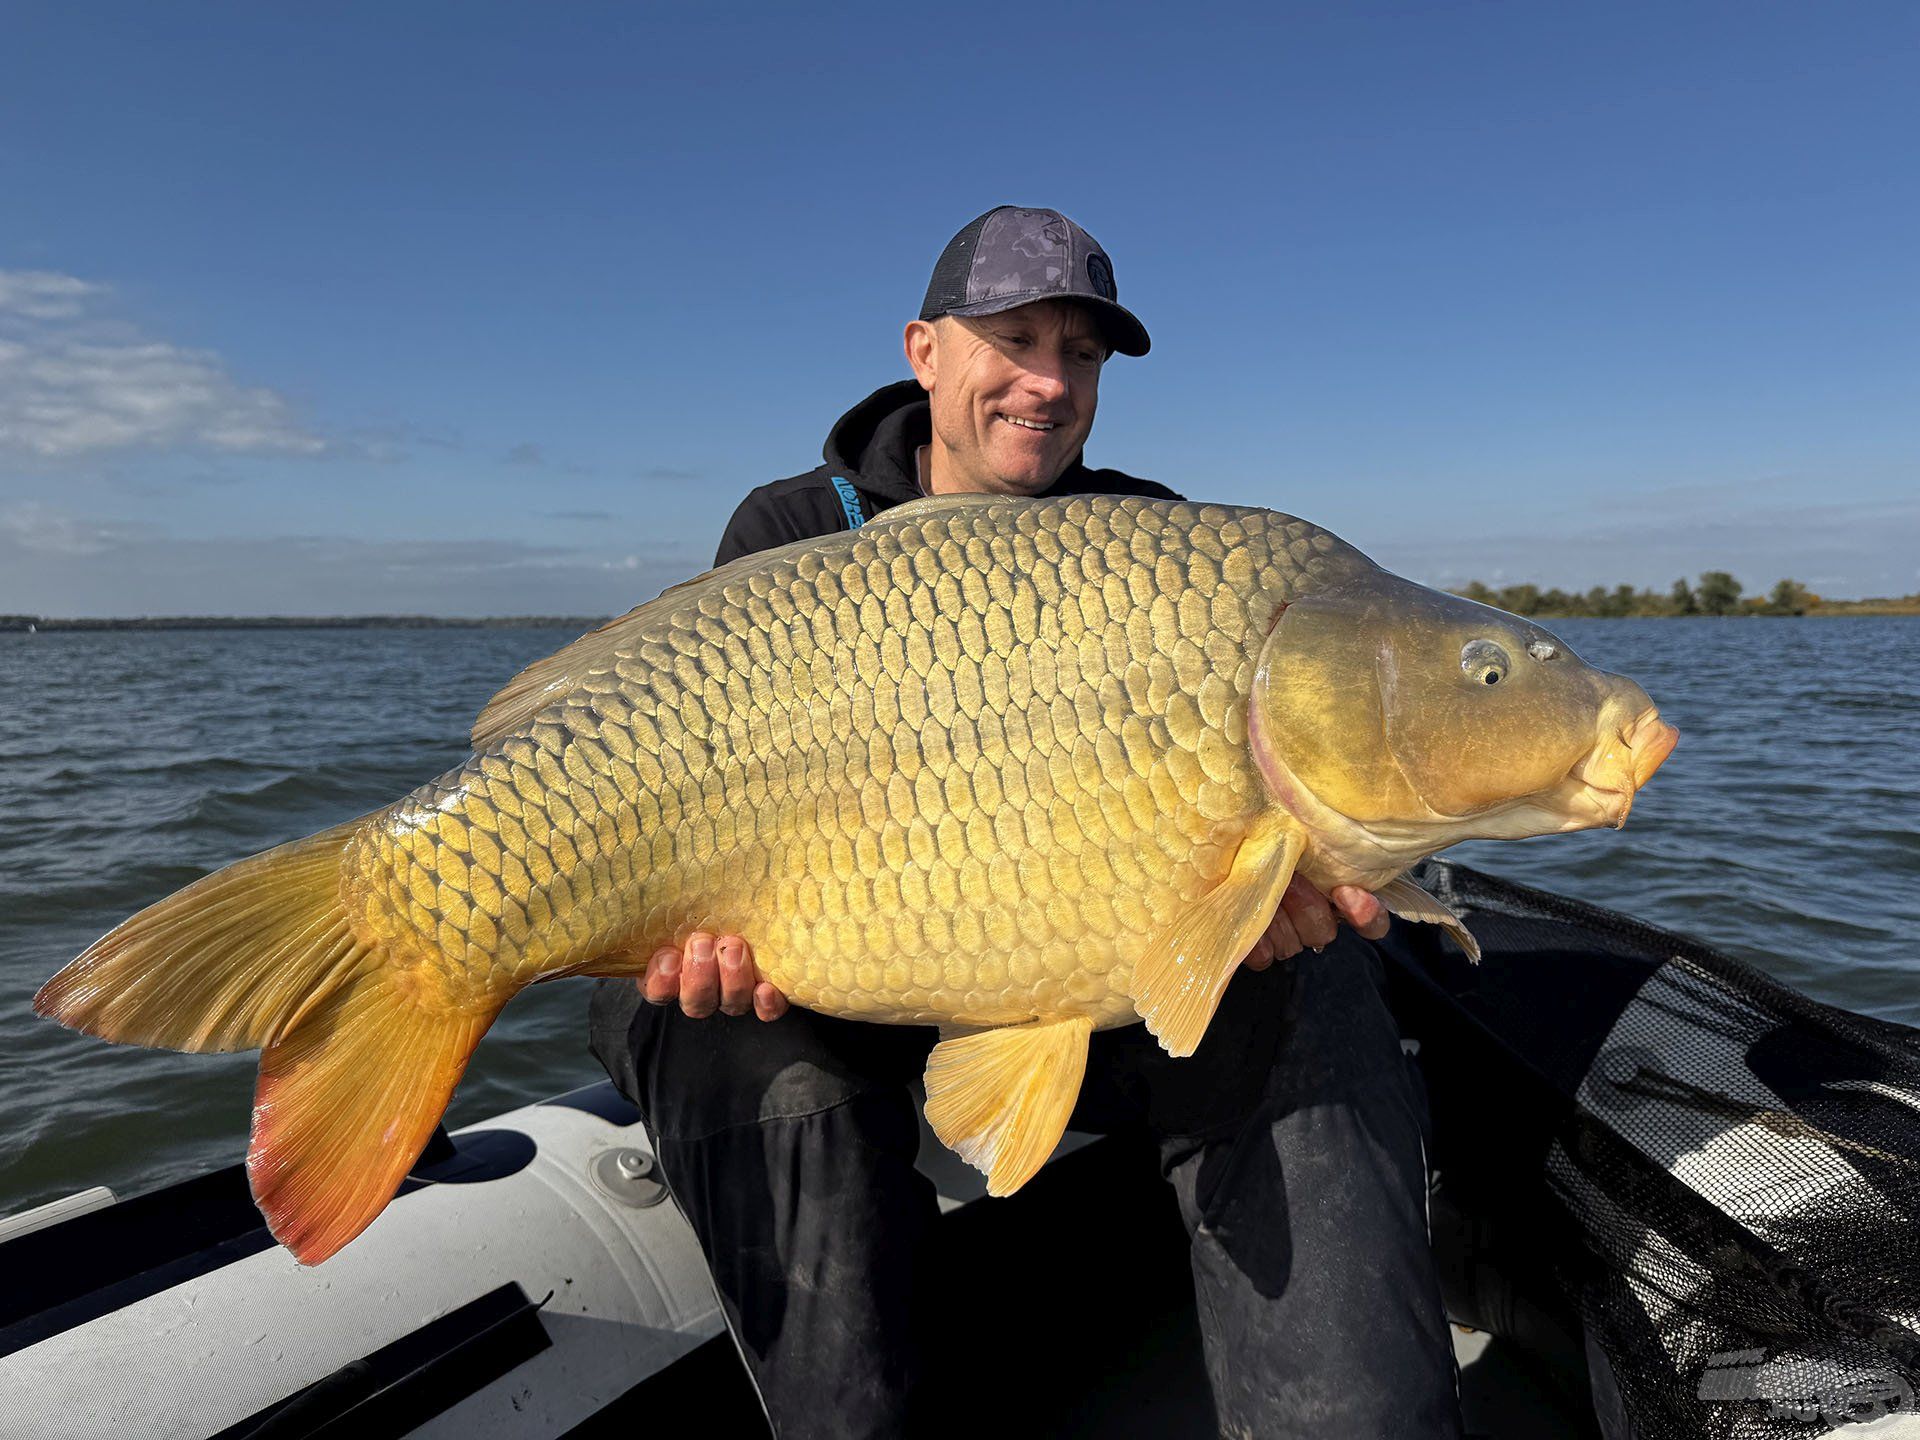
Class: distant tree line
1450,575,1919,618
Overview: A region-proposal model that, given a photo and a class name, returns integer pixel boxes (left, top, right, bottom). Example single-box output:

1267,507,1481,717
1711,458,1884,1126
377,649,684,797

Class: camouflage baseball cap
919,206,1150,357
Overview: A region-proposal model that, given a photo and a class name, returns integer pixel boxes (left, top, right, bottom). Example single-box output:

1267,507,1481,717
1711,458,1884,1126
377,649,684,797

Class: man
589,207,1463,1437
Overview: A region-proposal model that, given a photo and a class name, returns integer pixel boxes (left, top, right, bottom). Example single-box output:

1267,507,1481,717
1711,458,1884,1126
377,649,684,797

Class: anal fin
1129,813,1304,1057
1375,874,1481,963
923,1016,1094,1197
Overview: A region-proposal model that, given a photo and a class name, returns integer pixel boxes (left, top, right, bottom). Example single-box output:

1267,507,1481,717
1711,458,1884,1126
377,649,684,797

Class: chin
992,471,1058,496
984,450,1069,495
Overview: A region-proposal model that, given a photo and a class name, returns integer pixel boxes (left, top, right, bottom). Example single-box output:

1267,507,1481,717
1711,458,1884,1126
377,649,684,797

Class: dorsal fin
469,492,1023,750
468,532,828,749
470,607,643,748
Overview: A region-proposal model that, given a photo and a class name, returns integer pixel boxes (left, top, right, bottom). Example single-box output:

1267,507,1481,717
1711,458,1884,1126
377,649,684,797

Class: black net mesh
1389,860,1920,1437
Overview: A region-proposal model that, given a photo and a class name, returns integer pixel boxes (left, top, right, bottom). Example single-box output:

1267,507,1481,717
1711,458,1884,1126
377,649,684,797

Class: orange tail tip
249,970,503,1265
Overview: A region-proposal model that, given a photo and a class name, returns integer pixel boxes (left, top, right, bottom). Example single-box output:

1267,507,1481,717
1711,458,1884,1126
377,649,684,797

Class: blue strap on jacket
828,475,865,531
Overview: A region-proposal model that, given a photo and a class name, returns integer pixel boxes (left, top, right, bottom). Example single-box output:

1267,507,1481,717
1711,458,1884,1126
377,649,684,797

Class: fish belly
348,497,1364,1029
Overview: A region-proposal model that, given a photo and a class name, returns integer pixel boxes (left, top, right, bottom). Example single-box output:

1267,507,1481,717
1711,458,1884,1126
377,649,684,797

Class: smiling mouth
997,414,1056,432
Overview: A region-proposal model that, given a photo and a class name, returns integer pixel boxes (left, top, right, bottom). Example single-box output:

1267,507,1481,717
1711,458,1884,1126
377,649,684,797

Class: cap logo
1086,253,1115,300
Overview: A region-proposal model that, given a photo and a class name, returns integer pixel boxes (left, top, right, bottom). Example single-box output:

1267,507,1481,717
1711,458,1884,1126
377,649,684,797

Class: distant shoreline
1463,604,1920,618
3,604,1916,633
0,615,609,633
1450,577,1920,620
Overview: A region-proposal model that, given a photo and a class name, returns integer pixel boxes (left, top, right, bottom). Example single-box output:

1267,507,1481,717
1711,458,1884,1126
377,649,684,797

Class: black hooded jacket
713,380,1181,566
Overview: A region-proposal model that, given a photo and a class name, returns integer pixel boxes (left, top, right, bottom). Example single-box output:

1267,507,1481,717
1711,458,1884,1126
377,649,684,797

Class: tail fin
36,822,507,1264
249,969,503,1263
34,822,369,1052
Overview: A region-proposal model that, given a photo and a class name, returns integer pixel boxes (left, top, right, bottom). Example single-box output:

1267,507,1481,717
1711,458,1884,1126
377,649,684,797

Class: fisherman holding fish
42,207,1675,1438
587,208,1464,1438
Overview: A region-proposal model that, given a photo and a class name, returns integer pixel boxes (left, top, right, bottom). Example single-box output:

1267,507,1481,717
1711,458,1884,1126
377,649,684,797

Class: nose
1021,363,1069,405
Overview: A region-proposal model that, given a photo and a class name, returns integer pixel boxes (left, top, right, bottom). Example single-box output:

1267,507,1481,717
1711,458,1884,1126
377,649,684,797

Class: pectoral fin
1375,875,1482,963
923,1016,1094,1197
1128,813,1305,1058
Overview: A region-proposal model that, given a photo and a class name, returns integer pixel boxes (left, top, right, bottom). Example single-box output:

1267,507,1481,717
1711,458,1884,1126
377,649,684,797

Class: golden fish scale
343,497,1364,1027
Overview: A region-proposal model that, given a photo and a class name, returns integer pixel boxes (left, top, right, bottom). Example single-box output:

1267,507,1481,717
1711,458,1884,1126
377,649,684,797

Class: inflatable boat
4,861,1917,1438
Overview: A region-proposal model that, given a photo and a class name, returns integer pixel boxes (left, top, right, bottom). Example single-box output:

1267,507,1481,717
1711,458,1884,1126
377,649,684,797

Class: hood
822,381,929,504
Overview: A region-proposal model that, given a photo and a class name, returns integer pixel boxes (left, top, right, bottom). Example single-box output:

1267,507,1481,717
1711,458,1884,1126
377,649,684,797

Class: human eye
1062,331,1104,364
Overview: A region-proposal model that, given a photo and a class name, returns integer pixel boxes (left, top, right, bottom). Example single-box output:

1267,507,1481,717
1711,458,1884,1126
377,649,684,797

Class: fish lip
1582,783,1636,830
1570,708,1678,827
1626,709,1680,787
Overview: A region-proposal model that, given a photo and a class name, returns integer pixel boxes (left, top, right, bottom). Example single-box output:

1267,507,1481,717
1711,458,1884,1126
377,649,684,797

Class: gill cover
1255,573,1636,824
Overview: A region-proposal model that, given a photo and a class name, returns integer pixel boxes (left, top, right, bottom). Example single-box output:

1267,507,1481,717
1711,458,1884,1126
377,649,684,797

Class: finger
679,931,720,1019
717,934,754,1016
1243,931,1277,971
752,981,790,1022
740,939,791,1021
1279,875,1338,950
1332,886,1391,941
642,947,681,1006
1266,909,1304,960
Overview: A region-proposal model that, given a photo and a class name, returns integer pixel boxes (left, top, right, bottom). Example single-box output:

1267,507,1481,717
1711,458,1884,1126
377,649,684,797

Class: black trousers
589,934,1463,1439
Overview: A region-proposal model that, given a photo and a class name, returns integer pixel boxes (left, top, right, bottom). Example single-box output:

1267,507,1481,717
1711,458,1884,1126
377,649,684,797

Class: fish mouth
1571,707,1679,828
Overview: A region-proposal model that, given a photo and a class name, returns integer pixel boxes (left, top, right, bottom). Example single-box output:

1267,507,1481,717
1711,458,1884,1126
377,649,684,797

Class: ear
904,319,938,393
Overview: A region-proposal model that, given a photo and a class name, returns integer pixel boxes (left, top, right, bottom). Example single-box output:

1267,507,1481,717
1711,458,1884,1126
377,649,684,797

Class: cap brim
941,291,1151,357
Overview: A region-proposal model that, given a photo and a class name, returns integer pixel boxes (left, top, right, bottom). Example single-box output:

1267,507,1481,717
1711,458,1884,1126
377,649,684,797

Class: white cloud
0,269,325,460
0,271,103,320
0,503,699,617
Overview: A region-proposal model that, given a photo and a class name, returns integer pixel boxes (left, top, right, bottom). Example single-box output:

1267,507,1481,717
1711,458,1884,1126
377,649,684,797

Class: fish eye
1460,639,1510,686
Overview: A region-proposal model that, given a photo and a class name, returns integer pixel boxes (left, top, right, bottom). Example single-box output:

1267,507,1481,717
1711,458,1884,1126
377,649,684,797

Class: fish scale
350,496,1355,1027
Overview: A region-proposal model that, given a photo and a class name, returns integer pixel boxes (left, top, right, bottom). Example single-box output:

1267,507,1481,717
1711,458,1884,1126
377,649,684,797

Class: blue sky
1,1,1914,614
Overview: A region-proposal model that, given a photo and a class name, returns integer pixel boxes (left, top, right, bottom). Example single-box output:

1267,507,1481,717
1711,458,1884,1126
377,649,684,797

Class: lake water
1,619,1915,1218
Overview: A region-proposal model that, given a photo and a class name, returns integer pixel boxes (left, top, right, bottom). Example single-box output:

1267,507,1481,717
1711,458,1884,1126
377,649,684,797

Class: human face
903,300,1107,496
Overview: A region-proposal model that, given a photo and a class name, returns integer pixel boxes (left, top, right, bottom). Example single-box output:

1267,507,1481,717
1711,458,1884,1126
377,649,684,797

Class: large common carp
37,494,1676,1263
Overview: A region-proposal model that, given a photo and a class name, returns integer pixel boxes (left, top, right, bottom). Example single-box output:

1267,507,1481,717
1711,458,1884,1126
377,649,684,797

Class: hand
641,932,790,1021
1243,879,1390,971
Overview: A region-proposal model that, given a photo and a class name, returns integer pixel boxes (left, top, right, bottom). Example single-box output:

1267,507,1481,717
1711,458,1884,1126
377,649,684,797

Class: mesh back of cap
920,211,996,320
